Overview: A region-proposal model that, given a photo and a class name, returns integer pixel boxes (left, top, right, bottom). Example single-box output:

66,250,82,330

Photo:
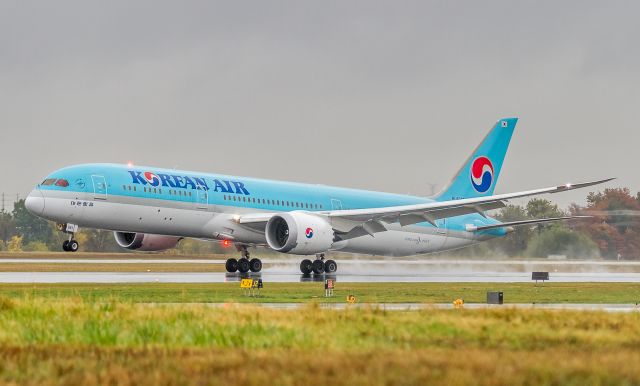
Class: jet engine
265,212,334,255
114,232,182,251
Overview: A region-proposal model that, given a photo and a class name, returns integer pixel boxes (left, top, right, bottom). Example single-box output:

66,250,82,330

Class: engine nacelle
265,212,334,255
114,232,182,251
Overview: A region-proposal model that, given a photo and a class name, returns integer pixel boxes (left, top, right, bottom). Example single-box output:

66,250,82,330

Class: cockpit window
41,179,56,186
55,179,69,187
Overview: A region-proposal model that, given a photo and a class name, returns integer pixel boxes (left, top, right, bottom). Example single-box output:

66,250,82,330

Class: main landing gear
225,245,262,273
300,254,337,275
58,223,80,252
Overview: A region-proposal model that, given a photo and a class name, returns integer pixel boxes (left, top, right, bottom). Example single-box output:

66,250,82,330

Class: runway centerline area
0,258,638,283
0,271,638,283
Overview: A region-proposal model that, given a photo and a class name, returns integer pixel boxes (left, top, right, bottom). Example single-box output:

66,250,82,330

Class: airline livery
25,118,611,274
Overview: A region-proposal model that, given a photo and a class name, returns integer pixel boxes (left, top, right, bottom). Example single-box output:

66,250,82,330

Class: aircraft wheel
312,259,325,275
249,258,262,272
300,259,313,274
62,240,70,252
225,258,238,273
324,259,337,273
68,240,79,252
238,258,250,273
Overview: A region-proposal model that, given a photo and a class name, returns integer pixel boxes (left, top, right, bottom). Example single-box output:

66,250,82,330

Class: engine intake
114,232,182,251
265,212,334,255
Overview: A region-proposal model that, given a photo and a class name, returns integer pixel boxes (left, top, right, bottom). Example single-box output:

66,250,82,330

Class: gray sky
1,0,638,209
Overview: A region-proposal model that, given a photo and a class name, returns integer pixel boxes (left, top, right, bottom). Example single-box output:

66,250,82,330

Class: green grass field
0,296,638,385
1,282,639,385
0,282,639,304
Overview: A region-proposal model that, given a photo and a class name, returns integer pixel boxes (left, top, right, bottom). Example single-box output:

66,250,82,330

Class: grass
0,297,639,385
0,262,226,272
0,251,221,259
0,282,639,304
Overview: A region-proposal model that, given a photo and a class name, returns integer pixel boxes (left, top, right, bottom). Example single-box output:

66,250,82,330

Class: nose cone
25,189,45,216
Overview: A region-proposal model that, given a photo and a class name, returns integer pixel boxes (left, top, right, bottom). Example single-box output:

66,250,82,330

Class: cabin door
91,175,107,200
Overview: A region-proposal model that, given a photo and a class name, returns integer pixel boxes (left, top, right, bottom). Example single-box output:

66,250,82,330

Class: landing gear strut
300,254,337,274
225,245,262,273
58,223,79,252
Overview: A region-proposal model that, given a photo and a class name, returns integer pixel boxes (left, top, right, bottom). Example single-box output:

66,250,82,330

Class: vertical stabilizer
435,117,517,201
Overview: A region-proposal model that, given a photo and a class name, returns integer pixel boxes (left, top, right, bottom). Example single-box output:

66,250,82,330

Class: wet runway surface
0,258,638,283
3,258,640,267
0,271,638,283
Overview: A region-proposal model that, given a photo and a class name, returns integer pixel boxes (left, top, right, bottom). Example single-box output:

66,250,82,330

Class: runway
0,258,638,283
3,258,640,267
0,271,638,283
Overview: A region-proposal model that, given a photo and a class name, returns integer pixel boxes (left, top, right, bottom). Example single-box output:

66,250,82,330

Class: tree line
456,188,640,259
1,188,638,259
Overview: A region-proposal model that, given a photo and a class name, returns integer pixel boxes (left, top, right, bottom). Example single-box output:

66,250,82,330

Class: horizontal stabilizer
466,216,592,232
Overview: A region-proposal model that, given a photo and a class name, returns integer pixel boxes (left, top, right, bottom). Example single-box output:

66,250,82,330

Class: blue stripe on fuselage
36,163,506,235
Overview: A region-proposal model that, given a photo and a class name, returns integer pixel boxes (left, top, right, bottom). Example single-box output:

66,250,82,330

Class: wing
324,178,612,235
236,178,613,238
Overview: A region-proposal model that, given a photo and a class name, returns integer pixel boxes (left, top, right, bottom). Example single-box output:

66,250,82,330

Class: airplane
24,117,611,275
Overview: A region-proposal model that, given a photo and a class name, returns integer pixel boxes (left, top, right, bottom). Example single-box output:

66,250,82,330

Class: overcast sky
1,0,637,209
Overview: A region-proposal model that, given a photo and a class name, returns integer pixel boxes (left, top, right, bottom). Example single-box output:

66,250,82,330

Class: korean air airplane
25,118,611,275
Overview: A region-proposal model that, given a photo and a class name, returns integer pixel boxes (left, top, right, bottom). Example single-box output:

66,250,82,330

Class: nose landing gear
58,223,80,252
62,239,79,252
225,245,262,273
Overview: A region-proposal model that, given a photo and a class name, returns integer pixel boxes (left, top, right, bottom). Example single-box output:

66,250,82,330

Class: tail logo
470,156,494,193
144,172,161,186
305,227,314,239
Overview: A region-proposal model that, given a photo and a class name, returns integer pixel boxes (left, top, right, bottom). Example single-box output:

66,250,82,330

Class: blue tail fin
435,117,517,201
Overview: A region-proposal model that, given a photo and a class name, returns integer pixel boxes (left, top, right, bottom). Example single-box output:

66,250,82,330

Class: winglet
552,178,616,193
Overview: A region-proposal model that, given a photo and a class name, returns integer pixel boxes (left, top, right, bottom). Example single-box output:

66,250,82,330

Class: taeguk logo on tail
470,156,494,193
305,227,314,239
